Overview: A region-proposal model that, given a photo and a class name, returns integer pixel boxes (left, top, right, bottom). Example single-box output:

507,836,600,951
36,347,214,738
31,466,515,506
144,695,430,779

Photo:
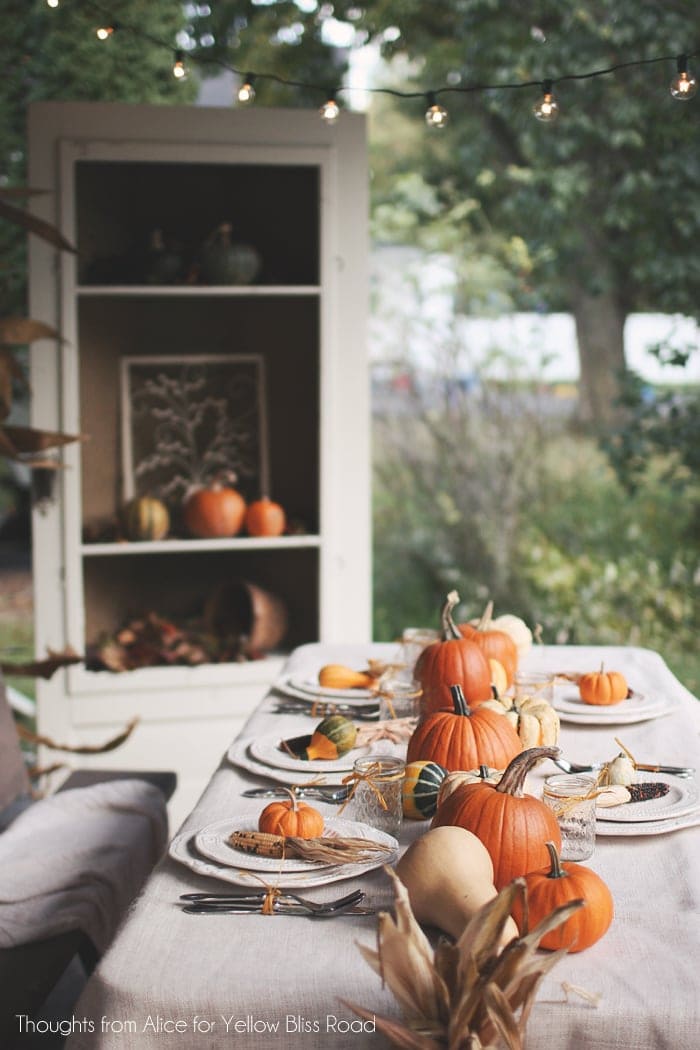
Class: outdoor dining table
65,642,700,1050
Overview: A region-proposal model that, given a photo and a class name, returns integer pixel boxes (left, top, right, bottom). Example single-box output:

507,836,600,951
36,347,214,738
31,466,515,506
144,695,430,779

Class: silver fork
181,888,366,917
241,785,351,802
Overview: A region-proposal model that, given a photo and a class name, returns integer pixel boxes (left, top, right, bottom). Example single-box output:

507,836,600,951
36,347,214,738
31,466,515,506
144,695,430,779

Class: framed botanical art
120,354,268,505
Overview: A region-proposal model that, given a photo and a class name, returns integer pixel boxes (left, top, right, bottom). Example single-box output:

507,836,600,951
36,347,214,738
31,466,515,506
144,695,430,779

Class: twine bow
337,761,403,816
245,871,285,914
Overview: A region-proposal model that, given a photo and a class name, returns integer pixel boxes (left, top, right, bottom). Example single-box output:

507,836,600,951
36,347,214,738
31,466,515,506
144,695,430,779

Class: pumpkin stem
449,683,472,717
545,840,568,879
477,599,494,631
478,765,489,779
496,745,560,797
441,590,463,640
284,787,299,811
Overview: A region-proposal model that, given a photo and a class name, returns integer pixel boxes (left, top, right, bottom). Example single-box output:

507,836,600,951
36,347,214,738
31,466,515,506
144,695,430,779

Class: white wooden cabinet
28,102,370,824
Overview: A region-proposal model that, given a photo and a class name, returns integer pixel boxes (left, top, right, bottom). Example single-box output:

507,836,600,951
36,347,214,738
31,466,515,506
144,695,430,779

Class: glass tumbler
542,773,597,861
514,670,554,703
349,755,405,837
377,677,422,721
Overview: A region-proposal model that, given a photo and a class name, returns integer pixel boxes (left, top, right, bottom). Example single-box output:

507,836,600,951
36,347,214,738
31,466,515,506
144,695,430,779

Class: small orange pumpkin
458,600,519,687
512,841,614,952
431,745,562,889
416,591,494,714
407,683,522,773
258,788,325,839
245,497,286,537
183,480,246,538
579,664,629,706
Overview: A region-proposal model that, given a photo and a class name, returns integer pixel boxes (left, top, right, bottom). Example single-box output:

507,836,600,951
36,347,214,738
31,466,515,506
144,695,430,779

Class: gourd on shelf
432,745,562,890
395,826,519,944
245,497,286,537
121,496,170,541
183,479,246,539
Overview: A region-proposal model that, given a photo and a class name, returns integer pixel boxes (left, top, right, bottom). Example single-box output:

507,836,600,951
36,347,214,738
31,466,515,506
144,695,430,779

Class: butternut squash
318,664,375,690
395,826,519,945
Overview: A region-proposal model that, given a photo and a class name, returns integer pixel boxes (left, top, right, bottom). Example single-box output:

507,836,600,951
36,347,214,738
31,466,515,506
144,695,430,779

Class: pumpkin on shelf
402,760,449,820
511,841,614,952
415,590,493,714
300,714,358,761
431,745,562,890
121,496,170,542
245,496,286,537
183,478,246,539
407,684,522,773
258,788,325,839
479,693,560,748
579,665,629,706
459,600,519,686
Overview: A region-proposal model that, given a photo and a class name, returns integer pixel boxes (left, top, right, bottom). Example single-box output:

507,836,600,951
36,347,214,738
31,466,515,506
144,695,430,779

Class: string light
424,92,449,129
670,55,697,99
172,50,188,80
96,25,115,41
533,79,559,122
46,0,59,8
320,91,341,125
237,74,256,106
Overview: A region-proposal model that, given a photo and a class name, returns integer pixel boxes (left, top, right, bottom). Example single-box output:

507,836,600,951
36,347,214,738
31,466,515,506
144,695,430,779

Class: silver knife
241,785,350,802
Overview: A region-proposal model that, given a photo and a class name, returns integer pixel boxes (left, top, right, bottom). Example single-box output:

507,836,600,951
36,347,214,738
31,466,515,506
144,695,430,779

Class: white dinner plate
226,739,347,786
169,824,398,889
552,690,675,725
595,806,700,837
274,674,378,706
595,773,698,823
248,734,369,774
195,816,390,872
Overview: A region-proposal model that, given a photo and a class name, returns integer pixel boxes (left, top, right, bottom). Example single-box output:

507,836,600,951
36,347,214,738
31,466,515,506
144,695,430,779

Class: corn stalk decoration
0,186,84,468
343,868,584,1050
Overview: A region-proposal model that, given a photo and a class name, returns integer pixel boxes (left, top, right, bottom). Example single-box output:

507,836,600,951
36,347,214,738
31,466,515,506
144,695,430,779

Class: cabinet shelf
81,535,322,556
77,285,321,298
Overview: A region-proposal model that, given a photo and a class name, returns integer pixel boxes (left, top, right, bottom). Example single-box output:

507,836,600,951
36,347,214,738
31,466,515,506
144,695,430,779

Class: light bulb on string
46,0,59,8
319,91,340,125
172,50,188,80
96,25,115,41
237,75,256,106
533,79,559,122
424,91,449,129
670,55,697,100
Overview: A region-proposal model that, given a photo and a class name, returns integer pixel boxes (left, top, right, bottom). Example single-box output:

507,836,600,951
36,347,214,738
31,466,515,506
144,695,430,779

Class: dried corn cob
627,782,670,803
228,829,393,864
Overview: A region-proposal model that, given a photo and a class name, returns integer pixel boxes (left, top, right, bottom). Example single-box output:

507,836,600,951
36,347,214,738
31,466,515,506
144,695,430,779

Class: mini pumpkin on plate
579,664,629,706
258,788,325,839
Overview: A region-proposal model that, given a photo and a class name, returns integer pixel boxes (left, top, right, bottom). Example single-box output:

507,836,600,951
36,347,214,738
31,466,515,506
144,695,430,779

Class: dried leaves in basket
228,829,393,865
342,867,584,1050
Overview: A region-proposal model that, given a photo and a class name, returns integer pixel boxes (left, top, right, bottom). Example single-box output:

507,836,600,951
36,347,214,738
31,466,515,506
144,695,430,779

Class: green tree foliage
0,0,196,315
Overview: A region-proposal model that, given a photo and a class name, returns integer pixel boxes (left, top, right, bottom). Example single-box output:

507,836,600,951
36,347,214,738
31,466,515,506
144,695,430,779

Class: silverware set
241,785,351,802
271,699,379,720
553,757,695,778
180,888,374,917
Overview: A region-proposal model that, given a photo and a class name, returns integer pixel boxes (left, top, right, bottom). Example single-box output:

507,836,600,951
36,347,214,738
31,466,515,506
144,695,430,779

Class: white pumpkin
469,607,533,659
479,694,560,749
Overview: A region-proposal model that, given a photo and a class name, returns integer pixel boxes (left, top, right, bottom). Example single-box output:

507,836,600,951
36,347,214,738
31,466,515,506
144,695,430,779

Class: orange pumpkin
512,841,614,952
407,683,522,773
431,745,562,889
183,481,246,538
245,497,286,537
258,788,325,839
579,664,629,706
458,600,519,687
416,591,493,714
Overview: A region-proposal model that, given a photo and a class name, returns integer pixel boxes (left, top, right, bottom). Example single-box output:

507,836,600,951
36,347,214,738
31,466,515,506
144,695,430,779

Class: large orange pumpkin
431,745,562,889
407,684,522,773
416,591,493,713
458,600,519,687
245,497,286,537
512,841,614,952
183,481,246,538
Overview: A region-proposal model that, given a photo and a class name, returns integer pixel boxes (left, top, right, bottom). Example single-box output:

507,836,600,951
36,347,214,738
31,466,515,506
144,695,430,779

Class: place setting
547,665,679,725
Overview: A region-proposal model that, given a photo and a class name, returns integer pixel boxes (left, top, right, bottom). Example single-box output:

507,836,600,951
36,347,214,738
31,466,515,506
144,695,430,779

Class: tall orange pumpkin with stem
432,745,562,890
416,591,494,714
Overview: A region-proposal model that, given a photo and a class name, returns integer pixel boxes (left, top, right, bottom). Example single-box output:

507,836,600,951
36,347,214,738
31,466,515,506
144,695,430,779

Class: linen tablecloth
65,644,700,1050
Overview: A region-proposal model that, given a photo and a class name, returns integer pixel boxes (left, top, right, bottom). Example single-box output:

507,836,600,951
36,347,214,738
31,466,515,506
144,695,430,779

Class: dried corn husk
228,829,393,864
342,867,584,1049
